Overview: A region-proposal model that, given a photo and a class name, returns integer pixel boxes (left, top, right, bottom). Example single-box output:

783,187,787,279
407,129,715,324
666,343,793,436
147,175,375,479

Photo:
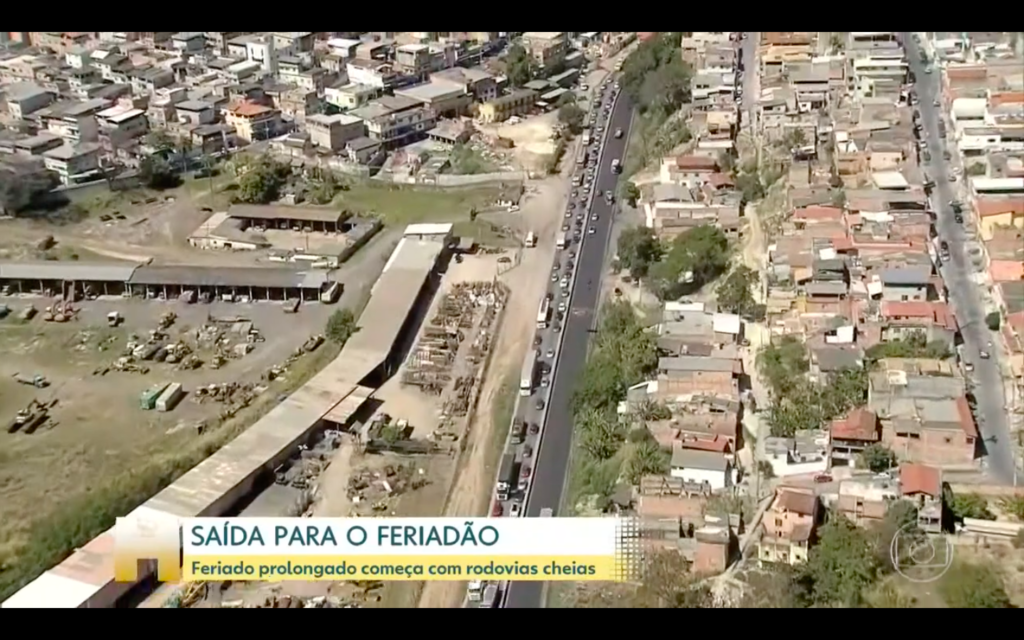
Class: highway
902,33,1018,485
502,84,635,609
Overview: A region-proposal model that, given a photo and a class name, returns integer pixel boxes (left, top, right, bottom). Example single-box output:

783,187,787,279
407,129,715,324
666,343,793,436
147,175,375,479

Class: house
394,79,471,118
764,430,830,478
36,99,107,143
830,408,880,467
521,32,569,67
869,371,978,466
477,90,536,124
171,32,206,53
659,155,719,187
878,266,932,302
879,301,958,348
306,114,364,152
41,143,101,185
834,473,900,527
223,101,281,143
976,197,1024,241
345,136,383,165
348,95,435,149
759,489,819,566
432,67,498,103
655,356,741,399
173,100,216,127
669,445,735,492
325,84,382,111
692,526,732,575
96,104,149,148
899,463,943,533
3,82,54,119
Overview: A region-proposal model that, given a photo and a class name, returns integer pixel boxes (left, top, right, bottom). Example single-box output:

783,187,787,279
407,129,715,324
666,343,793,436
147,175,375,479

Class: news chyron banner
114,517,643,582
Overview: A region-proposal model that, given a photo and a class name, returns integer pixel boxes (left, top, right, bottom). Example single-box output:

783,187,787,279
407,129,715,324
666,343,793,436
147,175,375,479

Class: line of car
489,77,623,521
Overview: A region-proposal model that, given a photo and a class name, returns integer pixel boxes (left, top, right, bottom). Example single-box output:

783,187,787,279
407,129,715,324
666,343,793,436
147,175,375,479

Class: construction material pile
346,462,428,515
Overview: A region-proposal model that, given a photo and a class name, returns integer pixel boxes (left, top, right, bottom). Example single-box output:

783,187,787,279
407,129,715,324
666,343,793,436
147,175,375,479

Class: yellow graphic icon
114,516,182,582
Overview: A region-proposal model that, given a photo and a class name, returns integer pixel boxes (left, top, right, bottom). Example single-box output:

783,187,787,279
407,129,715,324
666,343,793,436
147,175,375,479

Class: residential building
271,32,314,56
96,104,148,148
223,101,281,143
348,96,435,149
764,430,830,478
656,356,741,399
3,83,54,119
521,32,569,68
899,463,943,533
325,84,382,111
394,80,471,118
345,136,383,165
829,408,881,467
170,32,205,53
306,114,364,152
394,44,432,76
173,101,216,127
669,445,735,492
878,266,932,302
879,301,958,347
346,59,398,89
433,67,498,102
834,473,900,527
41,143,101,185
759,489,819,566
477,90,536,124
659,155,720,186
36,99,107,143
976,197,1024,240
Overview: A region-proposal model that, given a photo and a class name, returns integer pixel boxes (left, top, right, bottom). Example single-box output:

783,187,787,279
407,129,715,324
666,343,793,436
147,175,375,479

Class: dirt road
416,170,568,608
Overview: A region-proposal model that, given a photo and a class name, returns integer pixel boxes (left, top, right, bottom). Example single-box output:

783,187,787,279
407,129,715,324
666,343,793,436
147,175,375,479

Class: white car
508,502,522,517
580,84,589,91
588,226,597,235
558,301,567,313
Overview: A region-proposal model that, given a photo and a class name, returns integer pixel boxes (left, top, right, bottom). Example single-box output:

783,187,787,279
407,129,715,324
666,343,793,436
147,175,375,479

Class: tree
999,495,1024,521
647,225,730,300
872,500,919,571
558,103,586,134
576,408,626,461
947,492,995,521
860,443,896,473
235,156,288,204
757,336,809,397
985,311,1001,331
802,517,879,607
616,225,661,278
144,130,175,153
866,332,951,363
939,562,1012,608
718,151,736,174
504,44,535,88
965,162,987,176
556,92,576,107
619,181,641,207
626,440,669,483
325,309,357,345
0,162,59,215
716,265,764,320
139,155,180,190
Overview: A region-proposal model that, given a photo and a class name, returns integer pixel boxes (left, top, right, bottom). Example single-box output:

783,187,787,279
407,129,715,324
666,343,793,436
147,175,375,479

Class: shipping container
156,382,184,412
140,383,170,410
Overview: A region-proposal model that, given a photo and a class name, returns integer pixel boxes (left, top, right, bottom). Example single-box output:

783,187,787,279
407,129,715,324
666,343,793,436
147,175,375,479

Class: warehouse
1,224,453,609
0,261,140,298
128,266,332,302
226,204,351,233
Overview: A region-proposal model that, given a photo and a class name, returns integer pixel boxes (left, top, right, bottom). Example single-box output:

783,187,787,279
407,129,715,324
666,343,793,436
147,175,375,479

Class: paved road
503,87,635,610
902,34,1018,485
738,33,760,125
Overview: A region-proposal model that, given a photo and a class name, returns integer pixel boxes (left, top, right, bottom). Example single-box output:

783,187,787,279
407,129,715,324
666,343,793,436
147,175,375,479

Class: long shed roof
0,261,141,282
129,266,329,289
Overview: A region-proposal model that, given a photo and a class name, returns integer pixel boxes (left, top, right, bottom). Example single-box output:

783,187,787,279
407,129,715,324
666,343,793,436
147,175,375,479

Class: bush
325,309,357,345
985,311,1001,331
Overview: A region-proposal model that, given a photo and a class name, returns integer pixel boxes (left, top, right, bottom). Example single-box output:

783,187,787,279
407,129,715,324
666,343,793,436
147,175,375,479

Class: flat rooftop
129,266,329,289
226,203,348,224
0,261,140,282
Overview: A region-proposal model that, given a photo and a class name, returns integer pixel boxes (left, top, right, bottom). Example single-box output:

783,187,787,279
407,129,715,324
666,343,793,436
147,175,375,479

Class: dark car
954,214,964,224
535,399,545,411
529,422,540,435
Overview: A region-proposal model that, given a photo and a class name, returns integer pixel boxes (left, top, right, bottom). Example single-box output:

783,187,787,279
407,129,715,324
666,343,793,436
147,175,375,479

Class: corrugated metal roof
227,204,347,224
129,266,329,289
0,261,140,282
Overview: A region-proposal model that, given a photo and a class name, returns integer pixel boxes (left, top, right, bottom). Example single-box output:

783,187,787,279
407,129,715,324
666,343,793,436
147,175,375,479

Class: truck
536,298,550,330
519,349,538,396
540,508,554,517
582,131,591,146
611,158,621,174
524,231,537,248
510,419,525,445
481,584,500,608
496,453,516,501
467,580,484,602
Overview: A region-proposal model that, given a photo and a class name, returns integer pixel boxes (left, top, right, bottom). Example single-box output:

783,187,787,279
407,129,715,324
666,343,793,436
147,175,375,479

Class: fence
375,170,529,187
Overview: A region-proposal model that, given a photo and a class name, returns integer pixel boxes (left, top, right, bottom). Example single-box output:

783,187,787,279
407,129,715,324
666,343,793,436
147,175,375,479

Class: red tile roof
830,408,879,442
677,436,732,454
955,396,979,439
900,463,941,497
793,205,843,222
673,155,718,171
227,100,273,117
990,91,1024,108
880,301,958,331
989,260,1024,282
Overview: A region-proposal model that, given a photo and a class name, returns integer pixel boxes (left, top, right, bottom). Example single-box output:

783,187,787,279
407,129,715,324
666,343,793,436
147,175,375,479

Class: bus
536,298,550,329
575,146,587,167
582,131,591,146
519,349,538,396
524,231,536,248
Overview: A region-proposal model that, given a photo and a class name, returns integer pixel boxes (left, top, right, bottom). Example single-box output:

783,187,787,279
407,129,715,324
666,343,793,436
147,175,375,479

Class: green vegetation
859,443,897,472
235,154,291,204
643,225,730,300
449,144,495,175
619,181,640,207
504,44,536,88
940,562,1013,608
803,517,880,607
139,155,181,190
966,162,988,177
325,308,358,344
305,166,347,204
558,103,586,135
568,300,659,508
336,182,514,226
734,157,786,203
615,225,662,279
986,311,1002,331
757,337,868,437
944,489,996,521
716,265,765,321
865,332,951,364
618,33,694,174
1000,495,1024,521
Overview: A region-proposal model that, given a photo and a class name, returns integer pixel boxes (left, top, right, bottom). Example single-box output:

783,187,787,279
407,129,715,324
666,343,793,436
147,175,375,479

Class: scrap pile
192,382,257,408
401,282,503,395
261,335,322,382
346,463,428,515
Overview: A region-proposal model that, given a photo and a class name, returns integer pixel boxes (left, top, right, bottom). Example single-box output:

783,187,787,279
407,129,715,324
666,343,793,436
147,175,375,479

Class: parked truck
496,453,516,501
